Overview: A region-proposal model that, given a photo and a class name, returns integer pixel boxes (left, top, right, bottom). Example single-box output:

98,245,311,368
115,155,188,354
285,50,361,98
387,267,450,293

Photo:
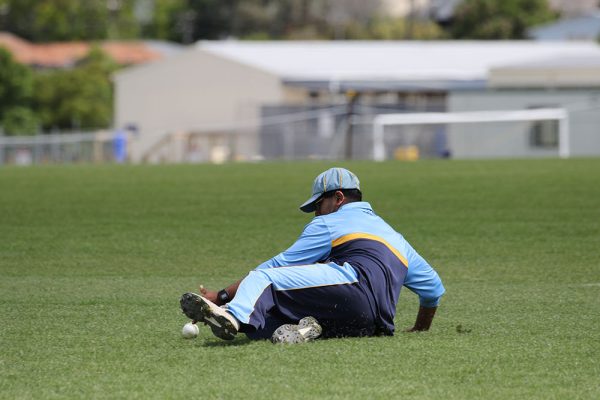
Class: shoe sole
180,292,237,340
272,316,322,344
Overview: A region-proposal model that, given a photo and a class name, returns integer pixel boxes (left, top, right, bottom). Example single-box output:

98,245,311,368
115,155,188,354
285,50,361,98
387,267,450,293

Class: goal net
372,108,570,160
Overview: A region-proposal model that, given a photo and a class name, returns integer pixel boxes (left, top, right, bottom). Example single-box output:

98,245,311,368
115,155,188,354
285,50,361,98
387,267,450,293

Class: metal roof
196,40,600,88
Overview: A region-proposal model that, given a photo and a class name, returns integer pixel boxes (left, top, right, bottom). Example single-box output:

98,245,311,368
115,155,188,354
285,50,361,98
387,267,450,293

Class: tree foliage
140,0,185,40
0,47,31,113
0,0,139,41
0,47,37,135
33,47,118,130
343,17,446,40
2,106,38,135
450,0,558,39
143,0,444,42
0,0,456,43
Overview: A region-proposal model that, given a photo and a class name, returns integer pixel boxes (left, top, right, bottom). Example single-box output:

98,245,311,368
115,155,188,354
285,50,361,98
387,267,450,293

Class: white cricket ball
181,322,199,339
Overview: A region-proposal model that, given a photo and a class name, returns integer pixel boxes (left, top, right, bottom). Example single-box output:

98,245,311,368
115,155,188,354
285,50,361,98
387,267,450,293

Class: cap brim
299,193,321,213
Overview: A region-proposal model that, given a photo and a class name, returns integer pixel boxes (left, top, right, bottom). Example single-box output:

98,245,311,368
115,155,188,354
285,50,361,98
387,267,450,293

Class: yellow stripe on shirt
331,232,409,267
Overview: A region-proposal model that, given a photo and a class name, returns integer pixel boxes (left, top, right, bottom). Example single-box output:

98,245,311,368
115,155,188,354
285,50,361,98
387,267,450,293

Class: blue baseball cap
300,167,361,213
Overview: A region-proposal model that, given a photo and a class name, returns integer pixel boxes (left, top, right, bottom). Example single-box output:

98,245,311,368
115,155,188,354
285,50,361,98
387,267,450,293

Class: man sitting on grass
181,167,445,343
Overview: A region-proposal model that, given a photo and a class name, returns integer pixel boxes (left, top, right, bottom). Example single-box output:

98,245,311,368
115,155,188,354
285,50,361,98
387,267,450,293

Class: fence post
51,133,60,163
558,112,570,159
33,132,41,165
0,127,4,166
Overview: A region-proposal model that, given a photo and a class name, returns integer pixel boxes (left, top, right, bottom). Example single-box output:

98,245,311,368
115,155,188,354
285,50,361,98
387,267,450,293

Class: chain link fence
258,103,445,161
0,101,447,166
0,131,120,166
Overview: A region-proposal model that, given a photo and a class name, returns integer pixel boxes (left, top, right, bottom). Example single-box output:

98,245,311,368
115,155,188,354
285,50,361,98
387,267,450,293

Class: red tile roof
0,32,162,67
101,42,161,65
0,32,36,63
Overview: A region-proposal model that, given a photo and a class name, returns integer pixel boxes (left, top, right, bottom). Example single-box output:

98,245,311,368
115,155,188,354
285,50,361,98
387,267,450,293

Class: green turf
1,159,599,399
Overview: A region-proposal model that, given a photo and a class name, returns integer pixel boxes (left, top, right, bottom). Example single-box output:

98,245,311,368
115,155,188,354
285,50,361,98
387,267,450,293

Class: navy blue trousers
225,263,379,339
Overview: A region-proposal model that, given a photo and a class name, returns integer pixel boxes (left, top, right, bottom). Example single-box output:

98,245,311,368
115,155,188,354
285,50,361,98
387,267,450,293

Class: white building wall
114,48,283,162
448,90,600,158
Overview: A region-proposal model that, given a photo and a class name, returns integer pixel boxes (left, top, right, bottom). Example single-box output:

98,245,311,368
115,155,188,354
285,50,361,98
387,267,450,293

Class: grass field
1,159,599,399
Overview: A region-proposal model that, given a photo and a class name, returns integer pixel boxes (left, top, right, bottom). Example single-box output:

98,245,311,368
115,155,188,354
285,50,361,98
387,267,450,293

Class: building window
528,106,559,148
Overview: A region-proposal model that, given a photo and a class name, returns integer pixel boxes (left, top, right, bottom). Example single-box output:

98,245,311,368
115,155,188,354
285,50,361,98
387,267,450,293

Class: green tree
0,47,38,135
143,0,330,42
33,47,118,130
141,0,185,40
2,107,38,135
0,47,32,114
343,17,446,40
179,0,237,42
139,0,418,42
0,0,139,41
450,0,557,39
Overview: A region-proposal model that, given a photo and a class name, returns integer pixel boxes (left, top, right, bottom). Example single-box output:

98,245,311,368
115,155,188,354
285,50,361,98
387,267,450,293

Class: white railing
372,108,570,161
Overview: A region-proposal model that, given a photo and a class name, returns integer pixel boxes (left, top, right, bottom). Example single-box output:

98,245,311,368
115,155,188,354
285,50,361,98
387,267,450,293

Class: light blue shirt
255,202,445,307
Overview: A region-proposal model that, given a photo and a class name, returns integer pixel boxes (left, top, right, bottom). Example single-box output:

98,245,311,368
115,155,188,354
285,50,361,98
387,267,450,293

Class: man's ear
335,190,345,205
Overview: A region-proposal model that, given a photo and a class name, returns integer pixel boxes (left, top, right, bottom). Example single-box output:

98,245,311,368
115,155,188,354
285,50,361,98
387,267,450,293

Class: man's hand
405,306,438,332
197,280,242,306
199,285,221,305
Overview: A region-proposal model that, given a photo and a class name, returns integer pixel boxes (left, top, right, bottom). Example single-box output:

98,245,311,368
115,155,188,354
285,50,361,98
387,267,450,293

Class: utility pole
406,0,416,39
344,91,359,160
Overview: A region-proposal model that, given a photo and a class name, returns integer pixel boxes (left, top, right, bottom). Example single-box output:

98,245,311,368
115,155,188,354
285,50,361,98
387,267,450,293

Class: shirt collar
339,201,372,212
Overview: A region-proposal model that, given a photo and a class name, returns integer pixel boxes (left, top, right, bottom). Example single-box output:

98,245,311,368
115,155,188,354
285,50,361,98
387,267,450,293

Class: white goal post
372,108,570,160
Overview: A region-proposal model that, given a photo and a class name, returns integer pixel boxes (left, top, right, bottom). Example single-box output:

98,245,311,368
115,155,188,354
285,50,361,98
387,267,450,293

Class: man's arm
401,248,445,332
199,280,241,306
254,218,331,270
198,217,332,305
406,305,438,332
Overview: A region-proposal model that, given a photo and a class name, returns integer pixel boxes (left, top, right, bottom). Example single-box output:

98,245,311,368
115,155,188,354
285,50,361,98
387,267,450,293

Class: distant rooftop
0,32,183,68
528,12,600,41
196,40,600,90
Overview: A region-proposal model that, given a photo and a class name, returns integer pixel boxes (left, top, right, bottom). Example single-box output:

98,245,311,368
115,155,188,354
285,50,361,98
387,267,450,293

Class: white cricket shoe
271,316,322,344
180,292,240,340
